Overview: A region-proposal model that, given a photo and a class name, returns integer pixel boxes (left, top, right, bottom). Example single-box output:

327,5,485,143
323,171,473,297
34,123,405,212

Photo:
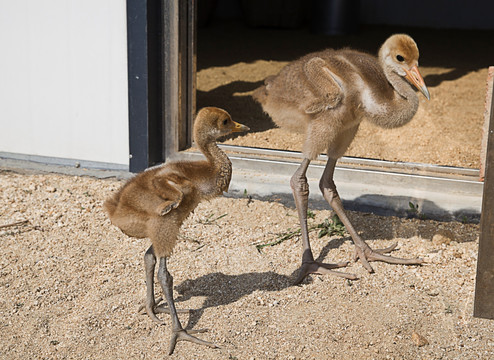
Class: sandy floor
1,170,493,359
197,22,494,169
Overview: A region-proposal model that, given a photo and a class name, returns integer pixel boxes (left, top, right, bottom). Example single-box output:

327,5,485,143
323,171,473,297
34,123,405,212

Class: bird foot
294,260,357,285
353,242,424,273
138,297,191,324
168,328,219,355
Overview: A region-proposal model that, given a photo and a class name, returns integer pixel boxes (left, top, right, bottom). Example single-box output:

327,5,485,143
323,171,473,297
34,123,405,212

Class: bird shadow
174,236,351,330
197,80,274,136
423,68,471,88
169,196,447,331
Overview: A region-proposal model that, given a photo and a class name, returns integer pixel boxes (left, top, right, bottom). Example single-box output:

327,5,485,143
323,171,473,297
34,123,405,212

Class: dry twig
0,220,29,229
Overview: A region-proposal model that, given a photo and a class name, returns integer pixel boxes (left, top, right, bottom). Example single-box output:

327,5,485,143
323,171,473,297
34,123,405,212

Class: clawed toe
368,251,424,265
169,329,219,355
294,260,357,285
138,296,163,314
154,304,191,314
373,243,398,254
186,328,208,335
353,244,424,273
138,297,190,324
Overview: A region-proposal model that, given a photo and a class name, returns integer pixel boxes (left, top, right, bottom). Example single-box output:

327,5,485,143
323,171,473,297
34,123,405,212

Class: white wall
0,0,129,168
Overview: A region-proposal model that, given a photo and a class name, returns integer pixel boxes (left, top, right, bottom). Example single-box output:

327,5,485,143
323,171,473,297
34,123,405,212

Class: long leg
319,158,424,273
138,246,189,321
157,257,218,355
141,246,164,323
291,158,357,284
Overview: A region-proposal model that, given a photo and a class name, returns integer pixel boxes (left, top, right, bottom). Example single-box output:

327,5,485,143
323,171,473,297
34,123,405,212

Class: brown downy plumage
104,107,248,354
253,34,429,283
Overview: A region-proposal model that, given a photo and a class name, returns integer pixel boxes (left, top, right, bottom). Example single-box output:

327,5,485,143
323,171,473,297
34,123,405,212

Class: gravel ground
1,170,493,359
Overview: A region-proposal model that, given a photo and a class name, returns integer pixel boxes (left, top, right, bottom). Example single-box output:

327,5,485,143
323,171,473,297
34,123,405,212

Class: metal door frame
126,0,195,172
474,74,494,319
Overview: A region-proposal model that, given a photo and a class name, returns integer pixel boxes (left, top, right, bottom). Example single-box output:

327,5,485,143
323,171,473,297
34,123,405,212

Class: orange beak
404,65,430,100
231,120,250,133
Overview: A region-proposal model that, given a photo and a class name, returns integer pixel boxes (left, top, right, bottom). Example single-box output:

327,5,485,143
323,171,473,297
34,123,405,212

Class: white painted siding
0,0,129,167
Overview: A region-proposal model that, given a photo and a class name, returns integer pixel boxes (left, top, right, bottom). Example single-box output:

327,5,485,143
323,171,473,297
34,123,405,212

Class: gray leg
157,257,219,355
291,158,357,285
138,246,188,322
142,246,164,323
319,158,424,273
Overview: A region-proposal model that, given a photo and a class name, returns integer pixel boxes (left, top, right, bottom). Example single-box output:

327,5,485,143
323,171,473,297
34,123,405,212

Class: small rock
46,186,56,193
427,289,440,296
452,250,463,258
432,229,456,245
412,331,429,347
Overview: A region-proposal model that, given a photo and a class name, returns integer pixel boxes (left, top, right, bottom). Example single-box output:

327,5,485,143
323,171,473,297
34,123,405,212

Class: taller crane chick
253,34,430,283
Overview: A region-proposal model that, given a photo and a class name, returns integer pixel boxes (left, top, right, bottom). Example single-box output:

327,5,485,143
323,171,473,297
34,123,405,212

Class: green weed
198,213,228,225
254,214,347,253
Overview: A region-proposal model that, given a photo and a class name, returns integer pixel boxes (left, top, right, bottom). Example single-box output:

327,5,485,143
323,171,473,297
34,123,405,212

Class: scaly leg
291,159,357,285
319,158,424,273
138,246,189,323
157,257,218,355
140,246,165,323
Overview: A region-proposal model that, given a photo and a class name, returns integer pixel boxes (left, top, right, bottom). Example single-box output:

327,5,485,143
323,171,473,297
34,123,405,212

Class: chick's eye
396,55,405,62
223,119,228,125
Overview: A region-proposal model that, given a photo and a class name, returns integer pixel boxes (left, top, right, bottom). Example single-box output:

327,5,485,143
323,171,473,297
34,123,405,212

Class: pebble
412,331,429,347
427,289,440,296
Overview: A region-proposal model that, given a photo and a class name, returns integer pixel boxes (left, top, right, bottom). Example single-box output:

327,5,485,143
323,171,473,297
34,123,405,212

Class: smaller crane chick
104,107,249,354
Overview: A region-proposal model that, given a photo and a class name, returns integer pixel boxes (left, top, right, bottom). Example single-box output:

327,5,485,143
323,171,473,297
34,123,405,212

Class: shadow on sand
175,236,349,330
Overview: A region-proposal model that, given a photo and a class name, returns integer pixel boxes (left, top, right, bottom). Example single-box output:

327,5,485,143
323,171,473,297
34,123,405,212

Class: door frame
126,0,195,173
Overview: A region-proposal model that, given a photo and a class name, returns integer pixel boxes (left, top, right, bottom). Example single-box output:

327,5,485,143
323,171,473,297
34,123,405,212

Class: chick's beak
404,65,430,100
231,120,250,133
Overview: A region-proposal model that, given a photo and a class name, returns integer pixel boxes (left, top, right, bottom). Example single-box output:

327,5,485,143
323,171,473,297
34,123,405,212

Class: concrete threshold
180,151,483,222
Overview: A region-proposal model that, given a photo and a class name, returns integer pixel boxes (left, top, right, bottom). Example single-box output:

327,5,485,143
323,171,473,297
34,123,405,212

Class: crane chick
104,107,249,354
253,34,429,283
